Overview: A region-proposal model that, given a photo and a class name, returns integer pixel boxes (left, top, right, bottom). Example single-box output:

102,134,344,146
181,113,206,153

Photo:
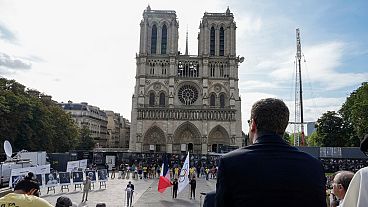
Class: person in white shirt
341,134,368,207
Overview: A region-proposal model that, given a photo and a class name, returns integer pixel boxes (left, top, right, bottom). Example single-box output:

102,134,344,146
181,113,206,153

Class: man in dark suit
171,178,179,199
126,181,135,207
215,98,326,207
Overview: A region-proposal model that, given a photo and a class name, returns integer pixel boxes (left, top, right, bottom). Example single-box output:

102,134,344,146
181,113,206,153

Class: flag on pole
158,155,172,193
178,152,190,193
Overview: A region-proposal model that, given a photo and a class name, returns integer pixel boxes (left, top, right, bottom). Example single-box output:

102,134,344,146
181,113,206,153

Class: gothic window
220,94,225,108
159,92,165,106
150,63,155,75
178,85,198,105
151,25,157,54
210,27,215,56
149,92,155,106
177,61,183,76
161,63,166,75
161,25,167,54
219,27,224,56
177,61,199,78
210,94,216,107
210,63,215,77
220,64,224,77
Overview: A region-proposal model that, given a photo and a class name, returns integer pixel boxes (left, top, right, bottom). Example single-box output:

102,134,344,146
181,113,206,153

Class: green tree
0,78,80,152
76,126,95,150
282,132,291,144
307,131,319,146
340,82,368,144
315,111,347,147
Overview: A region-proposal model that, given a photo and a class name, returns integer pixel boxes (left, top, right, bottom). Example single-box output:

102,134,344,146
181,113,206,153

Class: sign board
181,144,187,151
66,161,79,172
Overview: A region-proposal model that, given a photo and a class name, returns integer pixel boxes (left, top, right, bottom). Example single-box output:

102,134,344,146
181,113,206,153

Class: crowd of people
1,98,367,207
321,158,368,173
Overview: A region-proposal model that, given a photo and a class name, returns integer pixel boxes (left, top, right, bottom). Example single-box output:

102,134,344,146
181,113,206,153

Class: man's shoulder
0,194,53,207
220,145,258,159
221,143,320,163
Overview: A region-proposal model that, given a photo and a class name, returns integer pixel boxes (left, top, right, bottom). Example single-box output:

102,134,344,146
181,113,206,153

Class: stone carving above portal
153,82,161,91
214,85,221,93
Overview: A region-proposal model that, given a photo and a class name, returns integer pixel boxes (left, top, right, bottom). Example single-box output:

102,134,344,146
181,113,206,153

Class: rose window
178,85,198,105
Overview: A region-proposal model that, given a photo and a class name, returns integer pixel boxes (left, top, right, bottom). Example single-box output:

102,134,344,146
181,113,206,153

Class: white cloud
0,0,367,134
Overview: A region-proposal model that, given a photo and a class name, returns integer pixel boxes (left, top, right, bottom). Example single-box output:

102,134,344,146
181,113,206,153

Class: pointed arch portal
173,122,202,154
143,126,166,152
208,125,230,153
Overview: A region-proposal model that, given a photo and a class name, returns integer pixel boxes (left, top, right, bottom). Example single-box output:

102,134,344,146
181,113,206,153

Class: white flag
178,152,190,193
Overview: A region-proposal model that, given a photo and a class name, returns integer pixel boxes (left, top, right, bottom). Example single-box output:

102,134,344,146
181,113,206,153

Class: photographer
0,178,53,207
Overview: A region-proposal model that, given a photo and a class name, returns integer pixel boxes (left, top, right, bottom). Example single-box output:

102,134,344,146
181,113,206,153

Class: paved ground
41,174,216,207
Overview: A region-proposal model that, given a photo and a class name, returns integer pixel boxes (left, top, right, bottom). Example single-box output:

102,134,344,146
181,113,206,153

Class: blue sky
0,0,367,133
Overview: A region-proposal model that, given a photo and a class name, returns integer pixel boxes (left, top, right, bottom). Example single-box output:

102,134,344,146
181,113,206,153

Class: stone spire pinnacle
185,26,188,55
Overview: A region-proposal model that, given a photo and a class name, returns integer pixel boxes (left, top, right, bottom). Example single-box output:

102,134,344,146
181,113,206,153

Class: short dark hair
250,98,289,135
56,196,73,207
14,178,40,193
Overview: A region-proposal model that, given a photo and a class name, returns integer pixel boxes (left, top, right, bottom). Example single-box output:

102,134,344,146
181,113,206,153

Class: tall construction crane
294,28,305,146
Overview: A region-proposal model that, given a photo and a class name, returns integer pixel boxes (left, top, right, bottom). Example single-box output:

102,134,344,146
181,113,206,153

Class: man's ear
27,188,37,195
250,119,257,132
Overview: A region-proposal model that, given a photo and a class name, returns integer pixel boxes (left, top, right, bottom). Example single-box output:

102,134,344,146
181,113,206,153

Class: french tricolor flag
158,155,172,193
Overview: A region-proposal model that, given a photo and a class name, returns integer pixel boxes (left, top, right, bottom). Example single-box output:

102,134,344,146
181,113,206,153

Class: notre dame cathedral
130,6,243,154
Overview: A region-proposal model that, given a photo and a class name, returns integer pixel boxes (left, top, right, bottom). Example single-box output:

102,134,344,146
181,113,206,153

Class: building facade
105,111,121,148
120,117,131,149
59,101,108,147
130,6,243,154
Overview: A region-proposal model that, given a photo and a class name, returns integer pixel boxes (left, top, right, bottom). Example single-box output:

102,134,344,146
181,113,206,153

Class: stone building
105,111,121,148
105,111,131,149
120,117,131,149
59,101,108,147
130,6,243,154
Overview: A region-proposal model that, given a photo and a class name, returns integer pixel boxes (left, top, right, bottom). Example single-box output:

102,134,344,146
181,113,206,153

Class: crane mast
294,28,305,146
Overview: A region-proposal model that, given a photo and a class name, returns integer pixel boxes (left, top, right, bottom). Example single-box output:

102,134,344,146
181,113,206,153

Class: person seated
0,178,53,207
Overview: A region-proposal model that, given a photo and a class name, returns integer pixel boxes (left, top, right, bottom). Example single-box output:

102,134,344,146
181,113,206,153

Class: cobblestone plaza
41,176,216,207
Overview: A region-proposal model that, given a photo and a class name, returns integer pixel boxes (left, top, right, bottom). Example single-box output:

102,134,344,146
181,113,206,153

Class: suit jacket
215,134,326,207
127,183,135,191
203,191,216,207
172,181,178,190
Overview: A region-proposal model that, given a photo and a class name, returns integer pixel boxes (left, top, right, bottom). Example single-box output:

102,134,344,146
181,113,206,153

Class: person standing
111,166,116,179
171,178,178,199
125,181,135,207
190,176,197,199
215,98,326,207
82,176,91,203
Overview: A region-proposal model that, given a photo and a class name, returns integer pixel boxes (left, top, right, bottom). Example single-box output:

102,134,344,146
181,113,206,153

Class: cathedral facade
130,6,243,154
